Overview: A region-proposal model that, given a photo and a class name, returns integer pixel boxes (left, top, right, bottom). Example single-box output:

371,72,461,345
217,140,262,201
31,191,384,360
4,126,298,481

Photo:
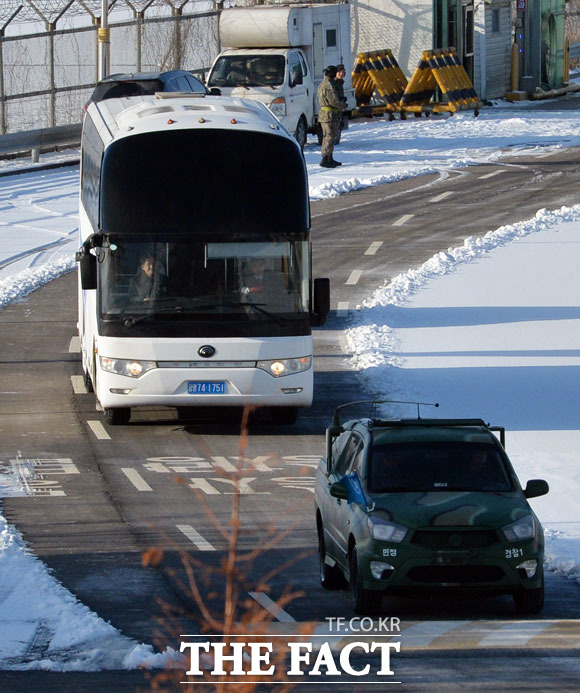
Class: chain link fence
0,1,221,134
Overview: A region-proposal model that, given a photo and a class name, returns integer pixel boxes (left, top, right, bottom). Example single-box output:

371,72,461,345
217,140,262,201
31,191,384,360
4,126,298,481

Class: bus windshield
99,238,309,334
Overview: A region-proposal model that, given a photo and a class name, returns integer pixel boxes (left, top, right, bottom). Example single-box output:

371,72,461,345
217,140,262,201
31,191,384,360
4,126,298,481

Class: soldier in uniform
335,64,347,103
317,65,345,168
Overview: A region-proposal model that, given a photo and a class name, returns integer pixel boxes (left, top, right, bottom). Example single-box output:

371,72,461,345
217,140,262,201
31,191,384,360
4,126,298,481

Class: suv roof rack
331,399,439,428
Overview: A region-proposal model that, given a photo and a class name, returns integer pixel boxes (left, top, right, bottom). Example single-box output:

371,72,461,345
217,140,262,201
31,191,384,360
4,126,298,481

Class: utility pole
98,0,110,81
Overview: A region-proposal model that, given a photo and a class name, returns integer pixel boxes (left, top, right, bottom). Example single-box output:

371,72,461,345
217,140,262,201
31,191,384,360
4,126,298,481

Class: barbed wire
0,0,212,24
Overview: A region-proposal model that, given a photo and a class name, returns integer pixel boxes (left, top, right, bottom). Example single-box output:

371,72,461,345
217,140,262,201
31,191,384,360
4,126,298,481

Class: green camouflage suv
315,402,549,615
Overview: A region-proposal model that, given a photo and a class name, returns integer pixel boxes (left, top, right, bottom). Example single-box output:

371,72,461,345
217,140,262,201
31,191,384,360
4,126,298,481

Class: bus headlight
256,356,311,377
270,97,287,117
100,356,156,378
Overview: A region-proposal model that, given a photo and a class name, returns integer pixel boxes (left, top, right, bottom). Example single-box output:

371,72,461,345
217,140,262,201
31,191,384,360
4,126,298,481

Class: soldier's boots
330,158,342,166
320,156,339,168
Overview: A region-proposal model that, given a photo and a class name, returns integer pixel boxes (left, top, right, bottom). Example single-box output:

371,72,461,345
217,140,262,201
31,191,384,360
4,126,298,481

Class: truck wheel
316,122,323,146
295,117,308,150
104,407,131,425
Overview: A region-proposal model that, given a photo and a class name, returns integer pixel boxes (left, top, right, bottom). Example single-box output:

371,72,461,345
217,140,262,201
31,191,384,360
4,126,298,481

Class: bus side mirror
76,250,97,290
312,277,330,326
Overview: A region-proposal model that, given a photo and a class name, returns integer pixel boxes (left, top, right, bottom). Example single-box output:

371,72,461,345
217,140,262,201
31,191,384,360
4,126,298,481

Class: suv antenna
331,399,439,427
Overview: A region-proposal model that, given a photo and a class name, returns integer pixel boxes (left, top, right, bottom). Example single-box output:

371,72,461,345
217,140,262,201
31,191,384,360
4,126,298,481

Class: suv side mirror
311,277,330,326
330,480,348,500
325,424,343,473
524,479,549,498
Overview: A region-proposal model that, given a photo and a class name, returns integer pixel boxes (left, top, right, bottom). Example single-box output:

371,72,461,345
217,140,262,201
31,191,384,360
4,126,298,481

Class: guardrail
571,42,580,60
0,123,82,161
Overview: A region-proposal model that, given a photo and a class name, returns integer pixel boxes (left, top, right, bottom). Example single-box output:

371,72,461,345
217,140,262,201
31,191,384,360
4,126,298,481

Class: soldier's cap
336,64,346,72
324,65,337,78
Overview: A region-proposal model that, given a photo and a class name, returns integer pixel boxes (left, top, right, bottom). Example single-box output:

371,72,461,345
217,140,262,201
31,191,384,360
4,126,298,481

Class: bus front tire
83,369,94,393
271,406,298,425
104,407,131,425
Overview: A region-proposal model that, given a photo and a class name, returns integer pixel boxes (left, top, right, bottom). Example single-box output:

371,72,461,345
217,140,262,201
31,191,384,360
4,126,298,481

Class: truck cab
207,47,314,148
206,4,355,150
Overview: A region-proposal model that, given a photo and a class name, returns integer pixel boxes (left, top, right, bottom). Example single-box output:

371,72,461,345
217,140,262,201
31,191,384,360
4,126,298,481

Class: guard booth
434,0,475,83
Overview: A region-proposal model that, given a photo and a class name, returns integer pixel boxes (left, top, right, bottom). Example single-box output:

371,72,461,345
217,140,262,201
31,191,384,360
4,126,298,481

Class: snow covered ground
1,92,580,670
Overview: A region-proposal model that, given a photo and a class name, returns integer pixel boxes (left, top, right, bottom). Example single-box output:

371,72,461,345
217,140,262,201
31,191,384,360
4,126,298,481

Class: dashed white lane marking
364,241,383,255
70,375,87,394
121,467,153,491
392,213,415,226
249,591,296,622
177,524,216,551
429,191,454,203
336,301,349,317
121,467,153,492
400,621,465,648
479,170,504,179
345,270,362,285
87,420,111,440
68,336,80,353
478,620,553,648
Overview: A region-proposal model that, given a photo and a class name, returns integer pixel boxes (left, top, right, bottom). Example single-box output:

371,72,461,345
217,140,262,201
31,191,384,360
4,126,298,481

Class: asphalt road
1,145,580,690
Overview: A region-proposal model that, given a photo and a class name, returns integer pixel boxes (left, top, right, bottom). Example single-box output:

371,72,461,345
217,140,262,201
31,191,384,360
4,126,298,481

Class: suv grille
407,565,505,583
411,529,499,549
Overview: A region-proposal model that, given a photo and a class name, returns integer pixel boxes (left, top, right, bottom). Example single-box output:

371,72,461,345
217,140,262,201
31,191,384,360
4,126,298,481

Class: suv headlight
100,356,156,378
367,516,408,543
270,97,286,117
502,514,535,542
256,356,311,377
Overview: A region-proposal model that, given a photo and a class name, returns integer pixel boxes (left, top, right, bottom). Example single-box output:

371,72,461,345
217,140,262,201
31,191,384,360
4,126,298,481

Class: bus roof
86,93,293,146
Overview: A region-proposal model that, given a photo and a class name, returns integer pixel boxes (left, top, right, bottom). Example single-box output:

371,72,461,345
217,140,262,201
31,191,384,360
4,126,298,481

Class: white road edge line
176,524,216,551
336,301,349,317
345,269,362,285
68,336,81,353
87,420,111,440
364,241,383,255
479,170,504,179
121,467,153,492
429,191,454,203
249,591,296,622
70,375,87,394
392,213,415,227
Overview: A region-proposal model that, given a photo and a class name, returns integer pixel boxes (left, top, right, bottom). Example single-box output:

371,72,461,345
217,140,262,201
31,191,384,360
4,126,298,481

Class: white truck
206,3,355,148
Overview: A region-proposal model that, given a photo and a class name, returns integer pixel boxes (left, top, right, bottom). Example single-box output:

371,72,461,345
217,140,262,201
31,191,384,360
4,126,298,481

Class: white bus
77,92,329,425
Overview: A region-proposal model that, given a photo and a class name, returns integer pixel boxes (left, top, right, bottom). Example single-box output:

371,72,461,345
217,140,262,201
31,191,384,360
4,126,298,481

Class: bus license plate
187,381,226,394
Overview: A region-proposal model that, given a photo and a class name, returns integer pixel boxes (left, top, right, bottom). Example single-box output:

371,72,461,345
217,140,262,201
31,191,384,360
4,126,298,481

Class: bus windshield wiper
123,306,186,327
224,301,285,325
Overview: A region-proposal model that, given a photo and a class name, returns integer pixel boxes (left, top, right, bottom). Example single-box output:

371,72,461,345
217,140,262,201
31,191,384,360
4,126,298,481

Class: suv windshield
368,442,513,493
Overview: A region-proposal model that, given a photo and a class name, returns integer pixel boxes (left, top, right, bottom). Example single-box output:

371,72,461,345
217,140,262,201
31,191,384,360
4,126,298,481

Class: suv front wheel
513,575,545,614
350,546,376,614
318,523,346,589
